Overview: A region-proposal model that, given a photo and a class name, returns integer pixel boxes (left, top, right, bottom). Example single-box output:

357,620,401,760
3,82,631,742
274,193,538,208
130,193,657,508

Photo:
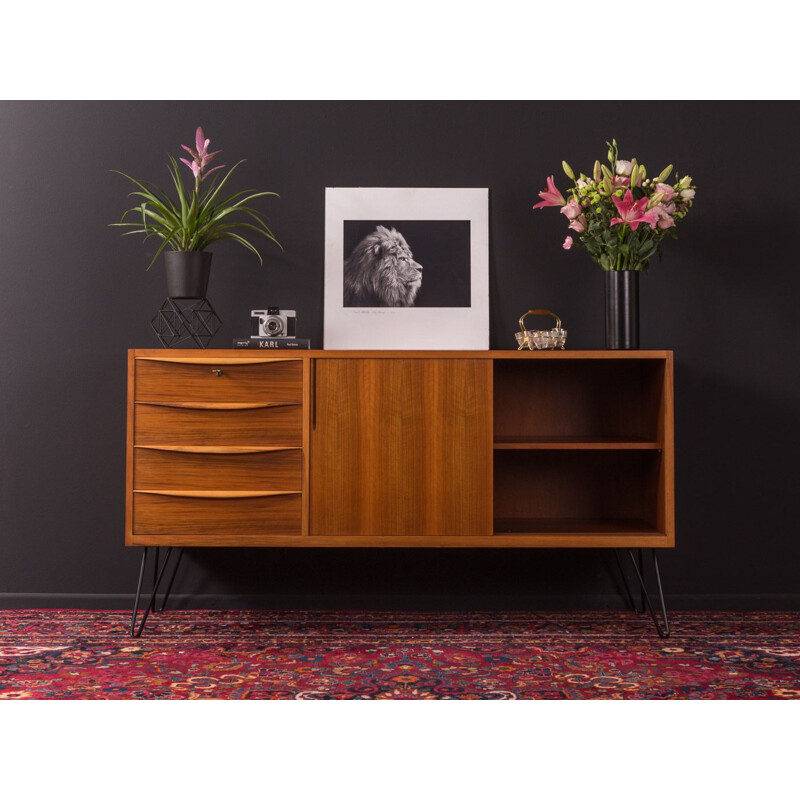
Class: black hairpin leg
614,548,670,638
151,549,159,613
157,548,184,613
130,547,184,637
613,550,639,612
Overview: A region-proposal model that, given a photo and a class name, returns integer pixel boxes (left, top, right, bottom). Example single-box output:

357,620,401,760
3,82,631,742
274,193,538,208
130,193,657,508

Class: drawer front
134,447,302,491
135,358,303,404
133,492,302,536
135,403,303,447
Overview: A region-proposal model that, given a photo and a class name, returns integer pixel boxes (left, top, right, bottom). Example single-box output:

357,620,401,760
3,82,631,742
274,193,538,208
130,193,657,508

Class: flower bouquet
532,140,696,347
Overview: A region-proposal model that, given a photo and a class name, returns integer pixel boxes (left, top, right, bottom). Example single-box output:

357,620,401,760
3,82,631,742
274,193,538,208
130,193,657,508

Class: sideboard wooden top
132,349,672,360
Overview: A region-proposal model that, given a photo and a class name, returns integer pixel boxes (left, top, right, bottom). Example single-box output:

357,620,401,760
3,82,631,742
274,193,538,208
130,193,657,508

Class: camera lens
265,316,284,335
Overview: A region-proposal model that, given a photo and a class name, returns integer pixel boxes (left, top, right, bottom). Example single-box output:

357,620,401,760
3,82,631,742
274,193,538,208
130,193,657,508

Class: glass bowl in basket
515,309,567,350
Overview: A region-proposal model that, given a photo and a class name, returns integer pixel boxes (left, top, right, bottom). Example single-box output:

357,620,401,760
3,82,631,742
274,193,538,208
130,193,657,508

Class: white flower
615,160,633,177
680,188,696,201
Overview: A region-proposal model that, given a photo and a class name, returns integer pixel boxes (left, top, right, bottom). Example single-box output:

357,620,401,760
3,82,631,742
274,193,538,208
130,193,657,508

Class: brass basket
515,309,567,350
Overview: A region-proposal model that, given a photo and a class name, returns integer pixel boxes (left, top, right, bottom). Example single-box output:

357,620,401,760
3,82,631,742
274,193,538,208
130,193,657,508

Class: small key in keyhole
212,369,223,377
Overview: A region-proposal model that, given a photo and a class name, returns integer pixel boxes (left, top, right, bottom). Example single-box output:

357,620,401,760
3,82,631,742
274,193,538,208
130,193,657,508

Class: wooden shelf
493,436,661,450
493,517,660,535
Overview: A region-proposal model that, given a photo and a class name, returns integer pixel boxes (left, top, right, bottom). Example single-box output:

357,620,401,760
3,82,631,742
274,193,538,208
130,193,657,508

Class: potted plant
112,127,281,298
532,140,696,348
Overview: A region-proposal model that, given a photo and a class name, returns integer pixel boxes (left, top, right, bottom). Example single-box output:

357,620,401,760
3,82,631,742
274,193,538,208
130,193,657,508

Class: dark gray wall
1,101,798,609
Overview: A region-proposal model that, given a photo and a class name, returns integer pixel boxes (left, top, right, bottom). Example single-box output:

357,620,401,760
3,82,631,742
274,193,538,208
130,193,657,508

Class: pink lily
655,183,677,202
533,175,566,209
610,190,658,231
560,197,582,220
568,215,587,234
649,203,676,230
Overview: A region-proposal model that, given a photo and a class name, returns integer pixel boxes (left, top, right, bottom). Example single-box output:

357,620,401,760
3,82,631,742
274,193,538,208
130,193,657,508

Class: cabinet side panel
125,351,135,546
659,354,676,544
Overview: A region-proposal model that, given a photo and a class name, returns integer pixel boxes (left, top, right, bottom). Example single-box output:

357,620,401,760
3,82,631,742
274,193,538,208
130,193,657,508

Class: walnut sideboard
126,350,674,549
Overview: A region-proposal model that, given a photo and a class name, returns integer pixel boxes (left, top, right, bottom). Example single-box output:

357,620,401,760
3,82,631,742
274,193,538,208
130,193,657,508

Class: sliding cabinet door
311,359,492,536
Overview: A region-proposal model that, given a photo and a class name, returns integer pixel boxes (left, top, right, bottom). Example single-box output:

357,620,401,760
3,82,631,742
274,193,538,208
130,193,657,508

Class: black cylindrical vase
605,270,639,350
165,251,212,298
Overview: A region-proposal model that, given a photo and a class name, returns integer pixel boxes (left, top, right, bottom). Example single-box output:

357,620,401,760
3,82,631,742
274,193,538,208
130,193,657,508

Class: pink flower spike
533,175,566,209
563,236,573,250
201,164,227,181
195,127,209,156
610,190,658,231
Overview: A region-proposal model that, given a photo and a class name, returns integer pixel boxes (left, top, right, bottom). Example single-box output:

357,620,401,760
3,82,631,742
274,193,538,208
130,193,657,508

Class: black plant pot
165,251,212,299
605,270,639,350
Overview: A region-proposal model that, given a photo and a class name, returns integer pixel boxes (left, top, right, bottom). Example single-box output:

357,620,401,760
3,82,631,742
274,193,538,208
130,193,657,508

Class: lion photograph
341,220,471,308
343,225,423,307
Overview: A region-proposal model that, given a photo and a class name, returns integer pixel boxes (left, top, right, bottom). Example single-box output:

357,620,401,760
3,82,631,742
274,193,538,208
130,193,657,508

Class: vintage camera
251,308,297,338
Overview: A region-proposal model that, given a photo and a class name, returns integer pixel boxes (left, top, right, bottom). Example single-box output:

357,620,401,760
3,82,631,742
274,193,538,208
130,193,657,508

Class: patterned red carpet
0,610,798,699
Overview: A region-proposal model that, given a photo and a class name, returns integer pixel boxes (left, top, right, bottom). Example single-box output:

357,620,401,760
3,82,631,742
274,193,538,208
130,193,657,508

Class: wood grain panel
133,492,302,535
134,447,302,491
135,402,302,447
135,357,299,365
658,354,675,544
125,351,135,545
131,348,672,360
135,358,302,404
128,532,670,548
493,436,661,450
310,359,492,536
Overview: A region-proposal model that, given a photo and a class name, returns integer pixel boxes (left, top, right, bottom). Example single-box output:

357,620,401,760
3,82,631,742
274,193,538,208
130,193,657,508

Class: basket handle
518,309,562,332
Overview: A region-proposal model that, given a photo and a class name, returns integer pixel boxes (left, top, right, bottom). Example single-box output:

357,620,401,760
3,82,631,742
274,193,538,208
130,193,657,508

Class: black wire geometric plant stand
150,297,222,348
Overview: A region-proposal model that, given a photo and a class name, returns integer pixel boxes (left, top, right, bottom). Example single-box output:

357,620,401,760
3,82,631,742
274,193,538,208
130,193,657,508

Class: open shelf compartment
493,357,667,445
493,449,666,537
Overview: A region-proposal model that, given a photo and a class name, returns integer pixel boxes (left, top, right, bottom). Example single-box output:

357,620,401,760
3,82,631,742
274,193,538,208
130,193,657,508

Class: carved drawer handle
134,490,301,499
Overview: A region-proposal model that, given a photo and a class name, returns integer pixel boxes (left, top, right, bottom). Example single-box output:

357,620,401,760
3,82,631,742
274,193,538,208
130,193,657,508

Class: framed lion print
324,187,489,349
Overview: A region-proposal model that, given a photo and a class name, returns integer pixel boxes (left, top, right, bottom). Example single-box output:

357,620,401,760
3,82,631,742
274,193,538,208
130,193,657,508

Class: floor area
1,609,798,699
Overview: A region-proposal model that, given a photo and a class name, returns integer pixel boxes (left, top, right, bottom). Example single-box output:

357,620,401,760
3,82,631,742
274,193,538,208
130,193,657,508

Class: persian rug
0,610,798,699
